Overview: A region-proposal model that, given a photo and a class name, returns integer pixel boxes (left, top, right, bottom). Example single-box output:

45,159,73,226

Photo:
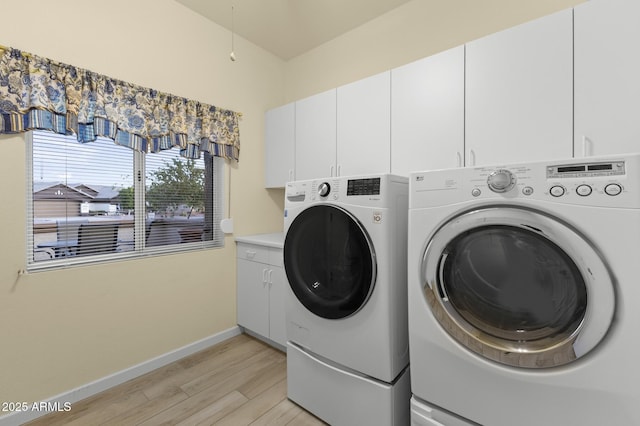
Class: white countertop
235,232,284,249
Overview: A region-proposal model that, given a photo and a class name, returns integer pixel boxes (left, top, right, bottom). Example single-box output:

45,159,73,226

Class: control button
318,182,331,197
576,184,593,197
522,186,534,196
550,185,565,197
487,169,517,193
471,188,481,197
604,183,622,196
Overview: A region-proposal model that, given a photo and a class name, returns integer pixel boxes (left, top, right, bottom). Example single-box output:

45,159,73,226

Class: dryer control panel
409,153,640,209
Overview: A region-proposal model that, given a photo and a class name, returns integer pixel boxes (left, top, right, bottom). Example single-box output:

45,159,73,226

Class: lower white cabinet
236,240,286,348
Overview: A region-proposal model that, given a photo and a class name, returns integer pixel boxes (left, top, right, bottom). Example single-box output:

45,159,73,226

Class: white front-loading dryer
408,154,640,426
284,174,410,426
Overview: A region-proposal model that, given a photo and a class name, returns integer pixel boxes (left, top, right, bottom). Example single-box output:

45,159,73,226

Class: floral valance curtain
0,46,240,161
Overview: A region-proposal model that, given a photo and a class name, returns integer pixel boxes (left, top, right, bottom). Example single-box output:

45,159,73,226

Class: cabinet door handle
330,165,334,177
288,169,293,182
245,250,256,259
262,268,267,284
337,164,341,176
582,136,592,157
267,269,273,285
469,149,476,166
456,152,462,168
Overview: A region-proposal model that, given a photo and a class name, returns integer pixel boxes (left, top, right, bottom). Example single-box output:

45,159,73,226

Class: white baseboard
242,328,286,353
0,326,241,426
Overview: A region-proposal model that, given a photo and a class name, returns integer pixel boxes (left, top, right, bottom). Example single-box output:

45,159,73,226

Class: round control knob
487,169,516,193
318,182,331,197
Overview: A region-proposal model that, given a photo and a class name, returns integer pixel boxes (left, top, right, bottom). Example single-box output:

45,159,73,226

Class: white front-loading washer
408,154,640,426
284,174,410,426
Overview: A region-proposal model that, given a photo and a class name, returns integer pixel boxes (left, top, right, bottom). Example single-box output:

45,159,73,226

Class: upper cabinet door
391,46,465,176
337,71,391,177
295,89,337,181
264,103,295,188
574,0,640,157
465,9,573,166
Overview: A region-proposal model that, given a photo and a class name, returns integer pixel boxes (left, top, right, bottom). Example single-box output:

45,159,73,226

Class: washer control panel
309,177,382,200
287,174,406,210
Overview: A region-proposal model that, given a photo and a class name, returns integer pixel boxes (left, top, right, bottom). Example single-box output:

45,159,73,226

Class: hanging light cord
230,3,236,61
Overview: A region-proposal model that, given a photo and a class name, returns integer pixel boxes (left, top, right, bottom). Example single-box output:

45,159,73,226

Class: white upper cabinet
465,9,573,166
337,71,391,177
295,89,337,181
264,103,295,188
574,0,640,157
265,5,603,185
391,46,465,175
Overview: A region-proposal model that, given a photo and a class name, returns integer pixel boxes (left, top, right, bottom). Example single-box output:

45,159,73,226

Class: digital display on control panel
557,165,586,173
588,164,613,171
347,178,381,196
547,161,625,178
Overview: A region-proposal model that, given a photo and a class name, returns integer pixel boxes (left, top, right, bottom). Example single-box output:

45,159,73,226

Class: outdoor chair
146,219,182,247
75,223,119,257
56,218,88,256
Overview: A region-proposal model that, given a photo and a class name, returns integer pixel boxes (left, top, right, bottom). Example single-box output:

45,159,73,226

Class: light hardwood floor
25,334,326,425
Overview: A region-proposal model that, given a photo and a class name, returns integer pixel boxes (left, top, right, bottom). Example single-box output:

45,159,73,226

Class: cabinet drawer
237,243,269,264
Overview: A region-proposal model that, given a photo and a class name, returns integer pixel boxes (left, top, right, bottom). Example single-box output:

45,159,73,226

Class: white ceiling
174,0,412,60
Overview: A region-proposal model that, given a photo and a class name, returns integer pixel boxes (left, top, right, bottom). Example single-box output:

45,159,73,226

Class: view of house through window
28,130,224,267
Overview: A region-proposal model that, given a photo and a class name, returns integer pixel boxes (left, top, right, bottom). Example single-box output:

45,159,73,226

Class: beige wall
0,0,285,404
284,0,586,102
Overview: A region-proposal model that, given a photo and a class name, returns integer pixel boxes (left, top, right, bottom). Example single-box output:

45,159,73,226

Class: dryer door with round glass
421,206,615,368
284,204,376,320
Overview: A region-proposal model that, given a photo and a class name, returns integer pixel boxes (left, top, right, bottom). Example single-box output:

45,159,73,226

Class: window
27,130,224,270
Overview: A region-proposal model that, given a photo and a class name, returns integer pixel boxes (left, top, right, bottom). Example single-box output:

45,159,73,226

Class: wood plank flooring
25,334,327,426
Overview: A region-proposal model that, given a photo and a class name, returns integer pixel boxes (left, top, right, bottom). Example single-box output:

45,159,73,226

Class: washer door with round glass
284,204,376,320
421,206,615,368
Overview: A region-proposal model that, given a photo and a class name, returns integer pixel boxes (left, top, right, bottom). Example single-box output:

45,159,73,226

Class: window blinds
27,130,224,270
